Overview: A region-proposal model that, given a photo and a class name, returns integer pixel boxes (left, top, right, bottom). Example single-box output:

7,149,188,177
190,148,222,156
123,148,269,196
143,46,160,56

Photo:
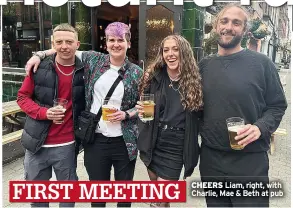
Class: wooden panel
2,101,22,116
3,130,23,145
273,128,287,136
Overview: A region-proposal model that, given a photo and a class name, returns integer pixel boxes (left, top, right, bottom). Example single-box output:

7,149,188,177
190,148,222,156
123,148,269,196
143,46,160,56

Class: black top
138,67,200,179
199,49,287,152
159,71,186,128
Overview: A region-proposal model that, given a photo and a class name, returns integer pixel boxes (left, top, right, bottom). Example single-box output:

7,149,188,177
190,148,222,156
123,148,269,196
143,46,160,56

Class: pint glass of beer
140,94,155,122
102,98,118,122
53,98,68,124
226,117,245,150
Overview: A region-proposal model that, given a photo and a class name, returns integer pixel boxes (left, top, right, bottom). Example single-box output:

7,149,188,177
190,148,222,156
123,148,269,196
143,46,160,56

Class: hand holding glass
102,98,118,122
53,98,68,124
140,94,155,122
226,117,245,150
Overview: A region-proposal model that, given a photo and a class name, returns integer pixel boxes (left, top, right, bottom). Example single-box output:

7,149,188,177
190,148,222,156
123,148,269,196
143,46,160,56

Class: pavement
2,69,291,208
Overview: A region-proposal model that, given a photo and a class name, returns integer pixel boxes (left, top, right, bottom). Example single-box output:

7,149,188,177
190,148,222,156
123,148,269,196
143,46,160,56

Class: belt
94,133,123,143
158,123,185,131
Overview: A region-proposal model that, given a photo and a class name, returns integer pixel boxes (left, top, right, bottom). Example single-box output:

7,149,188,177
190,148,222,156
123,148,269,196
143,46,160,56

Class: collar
102,54,130,73
153,64,166,83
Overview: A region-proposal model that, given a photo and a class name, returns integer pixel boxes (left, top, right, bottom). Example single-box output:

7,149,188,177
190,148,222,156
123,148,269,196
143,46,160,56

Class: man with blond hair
199,4,287,207
17,23,85,207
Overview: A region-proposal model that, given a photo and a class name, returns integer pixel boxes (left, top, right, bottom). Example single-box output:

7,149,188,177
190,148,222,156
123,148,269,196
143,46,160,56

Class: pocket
21,132,42,154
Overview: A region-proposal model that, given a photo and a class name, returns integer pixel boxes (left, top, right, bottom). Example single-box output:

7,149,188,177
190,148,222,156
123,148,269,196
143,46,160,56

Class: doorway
139,3,183,69
92,3,183,68
93,4,139,64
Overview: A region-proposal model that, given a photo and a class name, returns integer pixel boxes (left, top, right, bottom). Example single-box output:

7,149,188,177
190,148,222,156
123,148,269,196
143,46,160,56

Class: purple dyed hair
105,22,131,41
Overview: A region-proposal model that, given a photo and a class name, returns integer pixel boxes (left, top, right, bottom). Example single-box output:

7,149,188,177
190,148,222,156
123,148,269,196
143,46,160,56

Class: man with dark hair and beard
198,3,287,207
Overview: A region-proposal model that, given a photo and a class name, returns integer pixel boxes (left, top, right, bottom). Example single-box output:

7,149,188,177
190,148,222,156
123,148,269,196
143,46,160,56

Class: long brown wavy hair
139,35,203,111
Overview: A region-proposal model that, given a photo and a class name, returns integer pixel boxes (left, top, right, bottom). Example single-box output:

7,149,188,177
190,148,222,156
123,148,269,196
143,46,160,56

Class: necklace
55,61,75,76
169,78,180,91
168,78,184,98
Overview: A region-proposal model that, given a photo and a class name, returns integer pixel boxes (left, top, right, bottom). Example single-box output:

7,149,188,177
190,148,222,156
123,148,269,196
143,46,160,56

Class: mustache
220,30,235,36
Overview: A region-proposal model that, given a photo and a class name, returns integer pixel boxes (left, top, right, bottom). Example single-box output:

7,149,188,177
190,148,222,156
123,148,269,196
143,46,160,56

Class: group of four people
19,3,287,208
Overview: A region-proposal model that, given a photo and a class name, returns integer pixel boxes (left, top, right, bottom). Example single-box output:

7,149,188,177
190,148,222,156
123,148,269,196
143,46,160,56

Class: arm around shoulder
80,50,104,63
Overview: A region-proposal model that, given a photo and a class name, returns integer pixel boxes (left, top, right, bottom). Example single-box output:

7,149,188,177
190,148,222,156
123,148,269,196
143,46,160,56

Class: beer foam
142,101,155,105
54,105,66,112
228,125,243,132
102,105,117,109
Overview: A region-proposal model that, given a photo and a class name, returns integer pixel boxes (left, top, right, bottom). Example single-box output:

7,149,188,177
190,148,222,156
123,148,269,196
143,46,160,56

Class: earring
128,46,131,49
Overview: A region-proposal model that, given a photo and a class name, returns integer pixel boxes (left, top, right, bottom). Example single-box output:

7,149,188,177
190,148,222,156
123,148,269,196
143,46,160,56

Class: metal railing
2,67,26,74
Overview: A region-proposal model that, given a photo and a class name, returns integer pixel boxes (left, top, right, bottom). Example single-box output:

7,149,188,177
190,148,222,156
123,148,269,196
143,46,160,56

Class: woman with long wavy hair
137,35,203,207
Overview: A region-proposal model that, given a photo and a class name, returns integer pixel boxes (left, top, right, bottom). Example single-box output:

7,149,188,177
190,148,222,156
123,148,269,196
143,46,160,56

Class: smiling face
106,35,130,60
215,6,247,49
53,30,80,61
162,38,180,73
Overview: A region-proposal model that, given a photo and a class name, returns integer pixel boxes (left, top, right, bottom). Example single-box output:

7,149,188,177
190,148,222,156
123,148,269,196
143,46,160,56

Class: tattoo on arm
128,107,137,113
128,107,139,117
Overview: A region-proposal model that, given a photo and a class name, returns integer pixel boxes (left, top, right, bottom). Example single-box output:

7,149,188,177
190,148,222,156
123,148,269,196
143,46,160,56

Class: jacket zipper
40,63,57,148
72,65,84,141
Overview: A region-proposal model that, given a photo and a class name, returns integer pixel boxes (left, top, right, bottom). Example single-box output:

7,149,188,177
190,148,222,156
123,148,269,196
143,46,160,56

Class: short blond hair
213,3,250,32
53,23,78,40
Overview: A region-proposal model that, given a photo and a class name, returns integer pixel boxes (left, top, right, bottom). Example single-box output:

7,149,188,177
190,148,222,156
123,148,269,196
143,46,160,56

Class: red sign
10,181,186,203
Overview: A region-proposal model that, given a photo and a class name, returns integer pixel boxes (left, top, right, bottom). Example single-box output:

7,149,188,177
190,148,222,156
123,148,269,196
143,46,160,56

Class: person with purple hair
25,22,143,207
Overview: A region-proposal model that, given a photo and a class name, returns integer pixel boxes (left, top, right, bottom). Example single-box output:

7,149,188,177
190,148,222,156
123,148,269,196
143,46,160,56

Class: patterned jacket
82,51,143,160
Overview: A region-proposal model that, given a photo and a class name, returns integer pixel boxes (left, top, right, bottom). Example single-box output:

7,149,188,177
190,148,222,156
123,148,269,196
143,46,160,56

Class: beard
217,33,243,49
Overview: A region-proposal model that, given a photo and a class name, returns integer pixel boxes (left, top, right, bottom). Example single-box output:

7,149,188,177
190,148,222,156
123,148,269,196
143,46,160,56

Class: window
43,4,51,20
22,5,37,22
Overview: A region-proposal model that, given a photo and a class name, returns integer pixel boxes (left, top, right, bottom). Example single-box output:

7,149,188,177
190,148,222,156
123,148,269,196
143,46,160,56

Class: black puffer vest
20,54,85,154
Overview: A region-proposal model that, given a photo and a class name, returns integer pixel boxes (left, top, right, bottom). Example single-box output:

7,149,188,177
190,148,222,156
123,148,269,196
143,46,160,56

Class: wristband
124,111,130,120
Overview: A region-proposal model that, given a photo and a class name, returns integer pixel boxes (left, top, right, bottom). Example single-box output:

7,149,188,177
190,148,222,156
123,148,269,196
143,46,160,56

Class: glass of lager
53,98,68,124
226,117,245,150
140,94,155,122
102,98,118,122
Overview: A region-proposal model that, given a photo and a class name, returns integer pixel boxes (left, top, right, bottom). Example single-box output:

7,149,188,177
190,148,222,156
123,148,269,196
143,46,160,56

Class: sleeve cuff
254,120,269,139
38,107,48,120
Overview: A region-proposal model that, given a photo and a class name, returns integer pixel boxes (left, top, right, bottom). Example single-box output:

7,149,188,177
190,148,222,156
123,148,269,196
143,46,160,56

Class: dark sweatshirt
199,49,287,152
